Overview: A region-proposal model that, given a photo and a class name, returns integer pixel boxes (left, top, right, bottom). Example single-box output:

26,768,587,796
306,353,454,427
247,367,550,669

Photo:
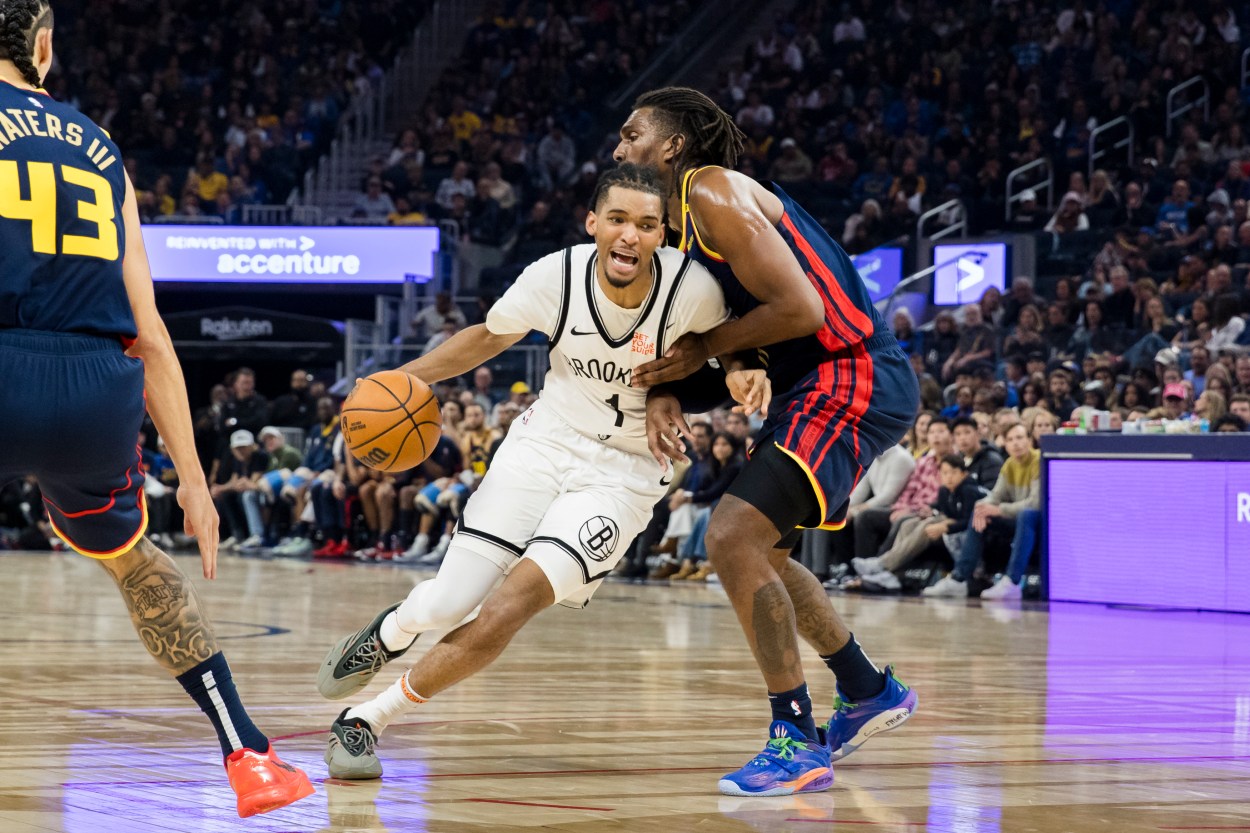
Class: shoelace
342,637,384,674
339,723,377,756
751,736,808,766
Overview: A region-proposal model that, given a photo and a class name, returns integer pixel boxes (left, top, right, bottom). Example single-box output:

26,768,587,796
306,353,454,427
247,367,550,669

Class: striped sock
346,671,427,735
176,653,269,758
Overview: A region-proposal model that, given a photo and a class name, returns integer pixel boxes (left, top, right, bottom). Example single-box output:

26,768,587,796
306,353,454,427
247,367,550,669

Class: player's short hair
0,0,53,88
927,417,952,432
951,416,978,432
939,454,966,471
633,86,746,172
591,163,665,213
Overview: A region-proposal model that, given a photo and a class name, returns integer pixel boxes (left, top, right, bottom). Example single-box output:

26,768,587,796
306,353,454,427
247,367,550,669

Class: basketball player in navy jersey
0,2,312,816
616,88,920,796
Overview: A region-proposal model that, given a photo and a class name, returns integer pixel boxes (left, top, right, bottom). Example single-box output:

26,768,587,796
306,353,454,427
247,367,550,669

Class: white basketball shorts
455,401,668,608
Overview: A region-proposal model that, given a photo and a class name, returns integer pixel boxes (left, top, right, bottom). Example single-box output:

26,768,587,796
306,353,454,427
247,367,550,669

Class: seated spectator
1228,393,1250,423
1214,414,1247,431
924,423,1041,599
769,138,813,183
142,435,179,551
1194,389,1227,424
1207,294,1246,351
1007,189,1045,232
411,292,468,341
1002,277,1046,327
951,416,1004,487
851,455,986,592
941,305,995,383
435,161,476,212
1002,304,1045,359
1044,192,1090,233
904,411,935,459
269,369,316,429
892,308,920,355
211,430,269,549
668,432,745,582
852,418,952,562
243,426,305,546
818,443,915,581
354,177,396,221
1044,369,1079,421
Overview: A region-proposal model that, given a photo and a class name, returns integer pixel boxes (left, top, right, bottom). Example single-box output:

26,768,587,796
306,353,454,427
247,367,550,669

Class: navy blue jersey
0,80,135,339
677,166,889,391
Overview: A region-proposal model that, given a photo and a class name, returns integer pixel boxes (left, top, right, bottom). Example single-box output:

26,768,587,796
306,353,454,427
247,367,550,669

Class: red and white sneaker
314,539,348,558
225,745,315,818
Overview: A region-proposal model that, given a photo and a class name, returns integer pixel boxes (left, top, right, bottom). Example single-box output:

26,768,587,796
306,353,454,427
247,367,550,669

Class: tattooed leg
707,496,805,692
772,551,851,656
98,537,219,675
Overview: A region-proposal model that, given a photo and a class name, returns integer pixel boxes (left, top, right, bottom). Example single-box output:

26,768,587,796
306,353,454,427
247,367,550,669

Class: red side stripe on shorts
43,447,143,519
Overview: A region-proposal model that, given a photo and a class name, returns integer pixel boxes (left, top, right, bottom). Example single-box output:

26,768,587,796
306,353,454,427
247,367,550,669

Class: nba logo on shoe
631,332,655,356
578,516,619,561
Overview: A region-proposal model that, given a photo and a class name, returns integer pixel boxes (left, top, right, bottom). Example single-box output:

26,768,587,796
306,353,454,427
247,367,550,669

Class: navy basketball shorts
725,334,919,545
0,330,147,558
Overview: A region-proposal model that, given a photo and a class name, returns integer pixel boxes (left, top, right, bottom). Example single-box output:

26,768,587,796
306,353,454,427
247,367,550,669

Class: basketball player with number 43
317,164,769,778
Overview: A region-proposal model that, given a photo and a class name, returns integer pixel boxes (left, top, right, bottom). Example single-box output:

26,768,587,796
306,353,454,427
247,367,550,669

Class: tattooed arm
99,538,219,675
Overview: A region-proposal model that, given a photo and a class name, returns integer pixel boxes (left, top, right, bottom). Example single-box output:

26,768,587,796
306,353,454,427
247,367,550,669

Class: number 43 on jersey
0,160,119,261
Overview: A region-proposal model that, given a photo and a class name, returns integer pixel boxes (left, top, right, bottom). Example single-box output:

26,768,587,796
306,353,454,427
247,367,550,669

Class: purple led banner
1047,459,1250,613
141,225,439,283
850,247,903,303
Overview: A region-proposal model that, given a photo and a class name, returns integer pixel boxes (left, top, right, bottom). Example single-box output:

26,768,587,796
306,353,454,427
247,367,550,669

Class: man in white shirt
316,164,767,778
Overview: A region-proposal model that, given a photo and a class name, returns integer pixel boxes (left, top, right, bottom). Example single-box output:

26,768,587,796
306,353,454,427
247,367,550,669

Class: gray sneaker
317,603,410,700
325,709,383,780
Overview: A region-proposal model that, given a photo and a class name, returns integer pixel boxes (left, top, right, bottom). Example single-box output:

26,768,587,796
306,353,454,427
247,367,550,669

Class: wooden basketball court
0,551,1246,832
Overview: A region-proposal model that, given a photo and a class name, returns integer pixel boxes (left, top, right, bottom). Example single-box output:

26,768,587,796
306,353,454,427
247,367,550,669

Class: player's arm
118,173,219,579
396,324,526,384
632,170,823,387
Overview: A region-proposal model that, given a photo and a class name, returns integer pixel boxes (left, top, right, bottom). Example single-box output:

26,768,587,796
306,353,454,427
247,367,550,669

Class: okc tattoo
111,538,219,673
750,581,801,679
779,558,847,656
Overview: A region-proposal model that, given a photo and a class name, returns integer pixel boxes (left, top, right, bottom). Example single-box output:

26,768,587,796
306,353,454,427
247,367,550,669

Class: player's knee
416,579,482,630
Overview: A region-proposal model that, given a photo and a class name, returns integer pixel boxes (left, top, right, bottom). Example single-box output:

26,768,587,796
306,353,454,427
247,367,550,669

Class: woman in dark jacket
669,432,745,582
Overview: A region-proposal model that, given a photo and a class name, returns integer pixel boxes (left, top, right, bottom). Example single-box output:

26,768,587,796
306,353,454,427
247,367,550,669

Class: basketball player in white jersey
316,164,767,777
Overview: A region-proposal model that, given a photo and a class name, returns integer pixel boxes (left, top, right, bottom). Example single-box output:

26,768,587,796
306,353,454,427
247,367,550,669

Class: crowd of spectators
344,0,706,292
46,0,428,223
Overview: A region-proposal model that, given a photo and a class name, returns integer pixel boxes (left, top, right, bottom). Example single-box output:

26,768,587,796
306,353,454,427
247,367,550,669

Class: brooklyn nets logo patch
578,516,620,562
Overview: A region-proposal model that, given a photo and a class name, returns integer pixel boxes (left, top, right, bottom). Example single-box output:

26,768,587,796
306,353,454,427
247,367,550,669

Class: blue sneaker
717,721,834,797
823,665,917,761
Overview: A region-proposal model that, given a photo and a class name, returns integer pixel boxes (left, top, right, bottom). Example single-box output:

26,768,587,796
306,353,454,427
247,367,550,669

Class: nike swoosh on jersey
569,327,598,336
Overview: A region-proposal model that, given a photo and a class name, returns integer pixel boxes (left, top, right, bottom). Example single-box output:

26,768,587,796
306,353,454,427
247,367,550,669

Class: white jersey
486,243,729,457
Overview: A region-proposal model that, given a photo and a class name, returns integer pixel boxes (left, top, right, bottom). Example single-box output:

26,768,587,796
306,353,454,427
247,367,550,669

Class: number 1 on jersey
605,393,624,427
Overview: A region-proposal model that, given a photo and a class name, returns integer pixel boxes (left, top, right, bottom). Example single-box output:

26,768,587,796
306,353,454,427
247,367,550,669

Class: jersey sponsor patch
630,331,655,356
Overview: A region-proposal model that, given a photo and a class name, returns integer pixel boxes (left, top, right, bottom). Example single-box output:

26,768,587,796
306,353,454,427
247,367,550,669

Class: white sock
436,534,451,549
346,672,427,735
378,611,417,653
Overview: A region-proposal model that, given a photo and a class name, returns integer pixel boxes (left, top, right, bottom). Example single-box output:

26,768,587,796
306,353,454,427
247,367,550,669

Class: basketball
340,370,441,472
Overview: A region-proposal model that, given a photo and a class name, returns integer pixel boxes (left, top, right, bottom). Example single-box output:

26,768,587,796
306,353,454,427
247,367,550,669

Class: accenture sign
141,225,440,284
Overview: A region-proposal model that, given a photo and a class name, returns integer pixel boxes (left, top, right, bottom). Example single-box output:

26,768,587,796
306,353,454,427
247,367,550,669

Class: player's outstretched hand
645,390,694,469
177,483,220,580
727,369,771,417
632,332,710,388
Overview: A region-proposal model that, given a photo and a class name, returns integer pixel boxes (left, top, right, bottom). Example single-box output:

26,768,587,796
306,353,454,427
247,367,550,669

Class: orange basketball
340,370,441,472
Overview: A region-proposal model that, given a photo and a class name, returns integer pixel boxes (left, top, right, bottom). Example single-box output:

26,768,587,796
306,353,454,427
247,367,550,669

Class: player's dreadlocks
591,162,667,211
633,86,746,174
0,0,52,88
